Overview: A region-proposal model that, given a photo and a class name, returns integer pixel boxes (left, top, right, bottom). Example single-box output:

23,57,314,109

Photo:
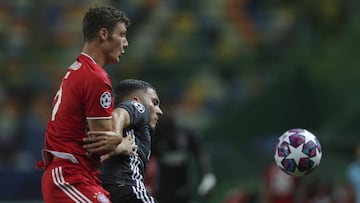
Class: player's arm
87,118,112,131
81,74,122,156
101,101,146,157
109,107,137,155
83,118,123,156
111,108,130,135
196,147,216,197
191,132,216,197
84,107,137,157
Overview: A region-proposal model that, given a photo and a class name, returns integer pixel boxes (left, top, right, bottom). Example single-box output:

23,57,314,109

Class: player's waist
45,150,79,163
39,149,99,171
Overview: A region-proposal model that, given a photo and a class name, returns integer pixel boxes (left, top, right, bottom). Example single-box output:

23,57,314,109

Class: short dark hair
82,5,130,42
114,79,155,106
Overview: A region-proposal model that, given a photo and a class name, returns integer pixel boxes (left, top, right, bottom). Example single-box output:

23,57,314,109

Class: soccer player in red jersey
36,5,131,203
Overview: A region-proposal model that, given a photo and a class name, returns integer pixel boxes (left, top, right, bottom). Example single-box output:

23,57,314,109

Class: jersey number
51,71,71,121
51,86,63,121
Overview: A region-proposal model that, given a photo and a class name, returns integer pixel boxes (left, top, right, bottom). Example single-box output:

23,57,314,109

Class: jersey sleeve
118,101,149,127
84,72,113,119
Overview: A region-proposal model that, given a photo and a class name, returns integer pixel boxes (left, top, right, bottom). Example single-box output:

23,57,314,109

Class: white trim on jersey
42,150,79,167
80,52,97,64
129,156,155,203
52,166,93,203
86,116,112,120
131,186,155,203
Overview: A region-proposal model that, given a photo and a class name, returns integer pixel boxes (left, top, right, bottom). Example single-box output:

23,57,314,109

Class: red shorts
41,158,111,203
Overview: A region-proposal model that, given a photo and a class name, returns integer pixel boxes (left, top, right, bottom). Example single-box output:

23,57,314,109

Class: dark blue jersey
100,100,151,187
151,118,201,202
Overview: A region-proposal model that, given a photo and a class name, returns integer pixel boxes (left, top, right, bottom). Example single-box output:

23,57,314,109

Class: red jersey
40,53,114,171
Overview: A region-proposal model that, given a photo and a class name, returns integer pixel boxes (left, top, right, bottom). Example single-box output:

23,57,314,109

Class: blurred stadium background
1,0,360,202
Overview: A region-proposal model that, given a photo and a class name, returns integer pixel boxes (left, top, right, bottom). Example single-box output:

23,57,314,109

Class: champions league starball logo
131,101,145,113
100,91,112,109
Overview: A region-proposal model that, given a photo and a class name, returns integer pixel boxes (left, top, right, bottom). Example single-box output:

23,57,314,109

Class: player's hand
83,131,123,156
99,130,138,162
114,129,138,156
198,173,216,197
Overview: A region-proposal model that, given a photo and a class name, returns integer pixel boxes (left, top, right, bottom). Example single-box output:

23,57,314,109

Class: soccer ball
274,128,322,176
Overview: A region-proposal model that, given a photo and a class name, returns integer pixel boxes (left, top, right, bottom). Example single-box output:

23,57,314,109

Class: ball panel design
281,158,296,172
289,134,305,148
298,157,314,172
302,141,317,157
277,142,290,157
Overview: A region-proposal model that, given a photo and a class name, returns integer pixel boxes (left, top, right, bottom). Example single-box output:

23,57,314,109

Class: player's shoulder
76,63,110,85
76,54,108,75
120,100,147,114
114,101,148,127
130,100,146,113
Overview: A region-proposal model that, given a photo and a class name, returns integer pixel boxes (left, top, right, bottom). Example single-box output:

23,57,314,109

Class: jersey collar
80,52,97,64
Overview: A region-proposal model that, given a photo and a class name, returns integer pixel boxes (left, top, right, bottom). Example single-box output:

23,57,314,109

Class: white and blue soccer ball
274,128,322,176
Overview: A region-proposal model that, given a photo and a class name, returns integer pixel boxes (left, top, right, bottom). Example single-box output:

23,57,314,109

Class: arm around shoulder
83,107,136,157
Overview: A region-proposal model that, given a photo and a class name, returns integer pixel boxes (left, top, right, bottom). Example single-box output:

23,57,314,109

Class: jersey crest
93,192,109,203
131,101,145,113
100,91,112,109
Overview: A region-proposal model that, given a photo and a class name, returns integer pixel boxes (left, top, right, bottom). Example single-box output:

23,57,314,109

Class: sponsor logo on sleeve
131,101,145,113
100,91,112,109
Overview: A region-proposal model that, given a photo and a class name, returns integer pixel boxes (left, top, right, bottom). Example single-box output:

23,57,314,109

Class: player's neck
82,43,105,68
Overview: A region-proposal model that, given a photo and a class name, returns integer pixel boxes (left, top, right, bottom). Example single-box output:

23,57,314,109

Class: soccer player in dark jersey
36,5,131,203
84,79,163,203
148,99,216,203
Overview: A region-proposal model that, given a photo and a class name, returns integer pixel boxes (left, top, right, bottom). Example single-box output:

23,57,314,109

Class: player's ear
132,96,140,101
98,28,109,41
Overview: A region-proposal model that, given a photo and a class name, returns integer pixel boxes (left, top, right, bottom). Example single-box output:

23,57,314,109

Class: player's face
104,22,128,64
139,88,162,129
